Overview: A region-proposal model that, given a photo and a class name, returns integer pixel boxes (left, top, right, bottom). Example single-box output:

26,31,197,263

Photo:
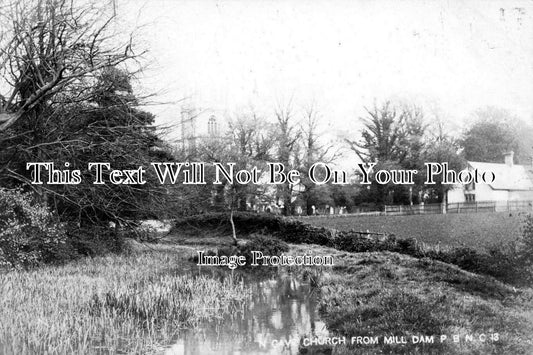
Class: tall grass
0,248,251,354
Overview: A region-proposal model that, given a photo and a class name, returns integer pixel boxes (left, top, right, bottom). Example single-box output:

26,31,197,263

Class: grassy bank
173,212,533,285
288,244,533,354
0,244,251,354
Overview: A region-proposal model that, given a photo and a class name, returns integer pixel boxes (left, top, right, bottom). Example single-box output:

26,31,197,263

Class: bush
65,224,126,257
520,214,533,265
0,188,67,268
237,234,289,261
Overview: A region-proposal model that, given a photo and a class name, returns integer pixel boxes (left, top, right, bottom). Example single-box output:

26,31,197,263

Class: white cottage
447,152,533,204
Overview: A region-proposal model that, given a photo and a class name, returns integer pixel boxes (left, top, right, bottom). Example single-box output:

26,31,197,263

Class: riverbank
290,244,533,354
1,239,532,354
0,243,251,354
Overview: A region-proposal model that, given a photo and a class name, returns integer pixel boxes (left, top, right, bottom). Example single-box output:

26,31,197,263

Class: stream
164,271,331,355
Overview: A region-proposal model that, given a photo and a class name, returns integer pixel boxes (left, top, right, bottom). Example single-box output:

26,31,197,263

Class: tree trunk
229,209,238,245
0,112,23,131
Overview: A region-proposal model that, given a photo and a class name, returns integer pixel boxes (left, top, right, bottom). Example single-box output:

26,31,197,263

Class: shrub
333,232,382,253
485,243,523,283
65,224,126,257
519,214,533,265
0,188,67,268
237,233,290,261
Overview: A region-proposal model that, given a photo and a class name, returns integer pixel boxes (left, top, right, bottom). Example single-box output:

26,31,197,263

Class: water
164,271,331,355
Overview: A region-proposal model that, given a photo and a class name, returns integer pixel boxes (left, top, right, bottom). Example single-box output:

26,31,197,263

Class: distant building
178,104,283,212
447,151,533,204
180,105,229,154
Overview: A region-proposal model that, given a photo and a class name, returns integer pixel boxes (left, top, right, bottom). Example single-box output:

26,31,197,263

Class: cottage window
465,194,476,203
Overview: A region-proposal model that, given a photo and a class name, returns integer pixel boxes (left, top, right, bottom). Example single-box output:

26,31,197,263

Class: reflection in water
164,271,330,355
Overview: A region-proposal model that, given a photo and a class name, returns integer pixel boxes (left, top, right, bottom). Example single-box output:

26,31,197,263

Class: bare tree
0,0,140,131
274,100,301,215
0,0,175,230
226,110,275,211
298,103,341,214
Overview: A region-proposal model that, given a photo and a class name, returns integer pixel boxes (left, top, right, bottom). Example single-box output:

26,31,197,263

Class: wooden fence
295,200,533,218
447,200,533,214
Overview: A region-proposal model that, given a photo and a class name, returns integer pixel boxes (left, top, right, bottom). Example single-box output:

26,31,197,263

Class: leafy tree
347,101,406,163
421,138,466,203
347,101,427,206
461,107,519,163
2,67,170,226
510,118,533,165
329,184,359,211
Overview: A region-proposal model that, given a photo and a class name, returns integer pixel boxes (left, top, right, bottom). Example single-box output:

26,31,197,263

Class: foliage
0,1,172,261
1,65,172,231
519,214,533,264
421,138,466,203
346,101,430,206
235,234,289,261
0,188,66,268
347,101,408,163
461,107,519,163
329,184,360,211
65,225,126,258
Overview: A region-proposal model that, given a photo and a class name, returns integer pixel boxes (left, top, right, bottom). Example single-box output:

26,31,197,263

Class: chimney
504,151,514,167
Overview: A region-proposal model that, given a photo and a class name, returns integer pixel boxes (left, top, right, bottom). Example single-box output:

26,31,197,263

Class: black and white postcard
1,1,532,354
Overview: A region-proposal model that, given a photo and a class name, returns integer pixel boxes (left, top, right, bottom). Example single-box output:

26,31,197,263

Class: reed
0,247,251,354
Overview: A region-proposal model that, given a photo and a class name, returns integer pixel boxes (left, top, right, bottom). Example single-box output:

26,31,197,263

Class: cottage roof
468,161,533,191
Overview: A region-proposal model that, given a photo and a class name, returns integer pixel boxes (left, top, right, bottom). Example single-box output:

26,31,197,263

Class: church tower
181,105,197,153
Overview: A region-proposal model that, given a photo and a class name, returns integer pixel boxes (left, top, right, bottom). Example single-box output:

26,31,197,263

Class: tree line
177,101,533,216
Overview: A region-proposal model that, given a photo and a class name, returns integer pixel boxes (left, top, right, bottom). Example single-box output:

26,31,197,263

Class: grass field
301,212,527,251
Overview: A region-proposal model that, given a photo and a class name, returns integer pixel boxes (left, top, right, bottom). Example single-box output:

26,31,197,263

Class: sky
118,0,533,143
